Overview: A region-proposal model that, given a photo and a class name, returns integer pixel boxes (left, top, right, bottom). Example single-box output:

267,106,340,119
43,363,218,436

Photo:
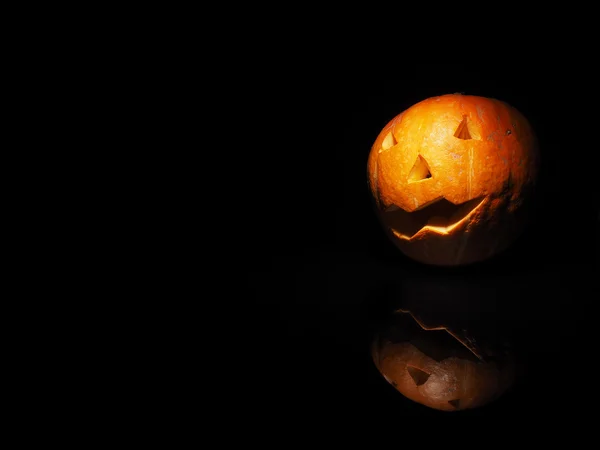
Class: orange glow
367,93,540,266
391,198,486,241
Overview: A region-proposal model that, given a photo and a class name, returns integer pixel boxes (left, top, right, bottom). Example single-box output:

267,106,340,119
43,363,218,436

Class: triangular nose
408,155,432,182
407,366,430,386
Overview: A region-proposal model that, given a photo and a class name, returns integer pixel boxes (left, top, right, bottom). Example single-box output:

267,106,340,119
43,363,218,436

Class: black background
238,62,598,426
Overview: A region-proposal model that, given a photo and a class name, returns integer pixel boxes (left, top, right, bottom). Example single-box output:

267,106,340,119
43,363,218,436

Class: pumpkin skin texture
371,309,515,412
367,93,540,266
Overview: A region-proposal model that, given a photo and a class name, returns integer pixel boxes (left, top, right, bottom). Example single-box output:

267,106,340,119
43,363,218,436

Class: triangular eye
454,115,473,140
408,155,432,182
380,131,397,151
448,399,461,409
407,366,430,386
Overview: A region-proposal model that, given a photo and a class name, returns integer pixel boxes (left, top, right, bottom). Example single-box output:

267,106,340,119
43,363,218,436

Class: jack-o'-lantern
371,309,515,412
367,93,540,266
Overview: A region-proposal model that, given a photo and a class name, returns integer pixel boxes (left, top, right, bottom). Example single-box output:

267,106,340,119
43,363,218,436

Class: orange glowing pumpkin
367,93,540,266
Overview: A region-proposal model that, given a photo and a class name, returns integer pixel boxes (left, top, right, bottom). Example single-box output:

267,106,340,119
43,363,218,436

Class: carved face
371,310,515,412
367,94,539,266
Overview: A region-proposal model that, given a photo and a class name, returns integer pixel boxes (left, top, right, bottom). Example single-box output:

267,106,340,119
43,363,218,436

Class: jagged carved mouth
384,196,485,240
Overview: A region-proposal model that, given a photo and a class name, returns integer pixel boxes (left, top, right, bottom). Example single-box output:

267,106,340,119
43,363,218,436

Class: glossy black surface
239,63,598,425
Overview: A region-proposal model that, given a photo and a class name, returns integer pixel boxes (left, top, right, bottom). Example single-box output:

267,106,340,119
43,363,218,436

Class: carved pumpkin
371,309,515,412
367,93,540,266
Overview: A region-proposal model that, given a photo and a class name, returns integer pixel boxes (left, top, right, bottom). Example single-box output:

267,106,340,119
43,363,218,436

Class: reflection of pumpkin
367,93,539,266
371,309,515,412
